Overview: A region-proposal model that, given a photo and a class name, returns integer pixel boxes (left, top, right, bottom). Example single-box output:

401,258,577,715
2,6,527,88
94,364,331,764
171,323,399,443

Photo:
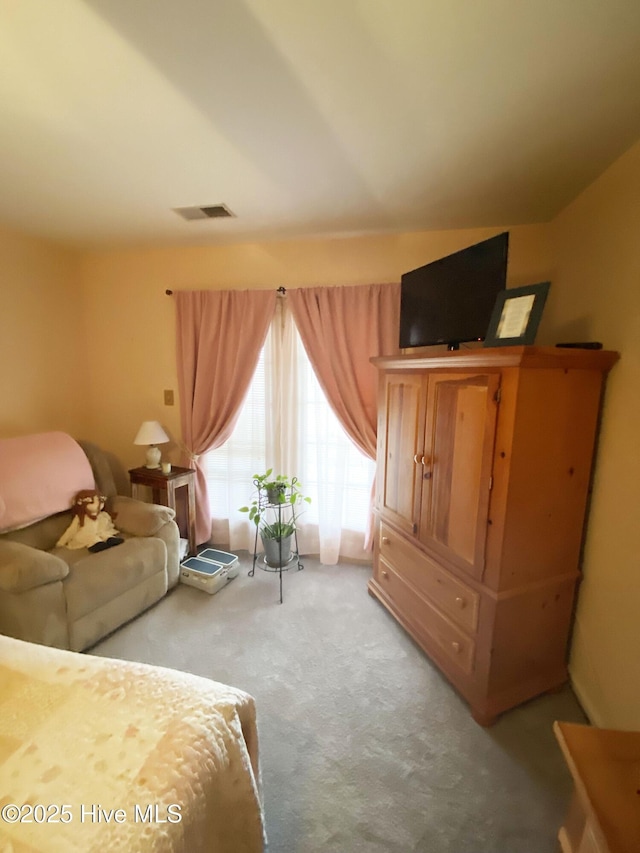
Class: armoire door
378,373,426,537
418,372,500,579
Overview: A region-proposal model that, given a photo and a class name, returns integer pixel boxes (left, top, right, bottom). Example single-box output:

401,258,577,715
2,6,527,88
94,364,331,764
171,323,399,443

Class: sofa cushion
0,541,69,593
69,572,168,652
2,511,73,552
61,537,167,621
77,439,118,498
111,495,176,537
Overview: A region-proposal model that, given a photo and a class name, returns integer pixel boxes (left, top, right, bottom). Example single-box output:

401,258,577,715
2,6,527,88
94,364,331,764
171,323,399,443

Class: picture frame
483,281,551,347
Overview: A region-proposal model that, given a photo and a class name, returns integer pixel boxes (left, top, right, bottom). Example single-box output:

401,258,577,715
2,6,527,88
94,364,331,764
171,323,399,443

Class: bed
0,635,265,852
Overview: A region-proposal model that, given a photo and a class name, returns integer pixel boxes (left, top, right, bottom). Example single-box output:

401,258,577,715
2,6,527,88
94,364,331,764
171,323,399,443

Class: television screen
399,232,509,350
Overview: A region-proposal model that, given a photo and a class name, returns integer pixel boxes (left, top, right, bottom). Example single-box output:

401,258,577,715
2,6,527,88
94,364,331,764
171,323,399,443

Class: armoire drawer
379,523,479,633
376,557,476,675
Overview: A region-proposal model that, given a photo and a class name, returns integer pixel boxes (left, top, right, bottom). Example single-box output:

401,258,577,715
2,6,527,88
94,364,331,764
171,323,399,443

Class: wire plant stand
248,479,304,604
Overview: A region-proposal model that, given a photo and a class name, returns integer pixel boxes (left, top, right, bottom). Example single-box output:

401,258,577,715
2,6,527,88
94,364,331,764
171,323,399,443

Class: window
203,301,375,563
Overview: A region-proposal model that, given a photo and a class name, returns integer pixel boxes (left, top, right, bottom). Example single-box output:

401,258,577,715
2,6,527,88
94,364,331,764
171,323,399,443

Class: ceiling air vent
173,204,235,221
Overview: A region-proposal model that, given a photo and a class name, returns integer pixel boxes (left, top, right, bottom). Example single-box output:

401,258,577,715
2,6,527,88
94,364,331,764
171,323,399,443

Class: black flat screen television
399,232,509,350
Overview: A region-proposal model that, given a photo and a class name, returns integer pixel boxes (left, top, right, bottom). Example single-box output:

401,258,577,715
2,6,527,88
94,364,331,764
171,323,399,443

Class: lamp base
145,444,162,469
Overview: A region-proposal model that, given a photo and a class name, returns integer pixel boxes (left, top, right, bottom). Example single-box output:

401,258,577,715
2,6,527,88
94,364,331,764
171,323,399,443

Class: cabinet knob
413,454,421,464
381,570,389,579
451,641,462,654
455,596,466,609
381,536,390,545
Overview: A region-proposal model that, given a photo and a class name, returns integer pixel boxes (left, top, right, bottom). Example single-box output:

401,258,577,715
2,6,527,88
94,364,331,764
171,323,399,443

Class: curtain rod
165,287,287,295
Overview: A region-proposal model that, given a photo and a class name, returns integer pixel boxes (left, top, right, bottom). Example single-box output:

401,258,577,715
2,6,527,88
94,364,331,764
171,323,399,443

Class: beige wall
0,226,88,438
78,223,552,469
545,140,640,729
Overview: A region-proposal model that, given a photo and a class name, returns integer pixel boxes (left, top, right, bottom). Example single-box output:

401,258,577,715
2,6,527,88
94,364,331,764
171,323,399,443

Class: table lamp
134,421,170,469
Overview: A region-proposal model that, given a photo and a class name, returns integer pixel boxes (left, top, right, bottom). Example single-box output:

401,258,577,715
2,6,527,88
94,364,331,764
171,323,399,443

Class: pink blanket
0,432,95,533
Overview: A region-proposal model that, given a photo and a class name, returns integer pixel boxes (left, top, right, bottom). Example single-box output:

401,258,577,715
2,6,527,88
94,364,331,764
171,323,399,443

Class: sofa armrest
111,495,176,537
0,540,69,593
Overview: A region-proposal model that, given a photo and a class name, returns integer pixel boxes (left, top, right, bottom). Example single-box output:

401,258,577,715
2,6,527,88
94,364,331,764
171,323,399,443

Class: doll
57,489,123,552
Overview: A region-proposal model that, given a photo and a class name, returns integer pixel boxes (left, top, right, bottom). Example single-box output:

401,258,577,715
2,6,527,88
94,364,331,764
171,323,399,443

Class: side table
129,465,197,557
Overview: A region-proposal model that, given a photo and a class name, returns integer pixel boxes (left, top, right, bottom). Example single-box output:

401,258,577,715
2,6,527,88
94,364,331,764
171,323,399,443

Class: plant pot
266,484,286,505
261,532,293,568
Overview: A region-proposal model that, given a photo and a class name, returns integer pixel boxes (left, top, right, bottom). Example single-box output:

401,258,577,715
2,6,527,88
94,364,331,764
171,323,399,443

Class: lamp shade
134,421,170,468
134,421,170,446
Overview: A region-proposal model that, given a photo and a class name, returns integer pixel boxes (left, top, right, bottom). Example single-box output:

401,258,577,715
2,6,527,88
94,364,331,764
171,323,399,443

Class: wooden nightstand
129,465,197,557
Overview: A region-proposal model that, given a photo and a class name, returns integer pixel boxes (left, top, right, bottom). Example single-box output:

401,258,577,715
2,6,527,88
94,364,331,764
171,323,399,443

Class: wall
78,224,552,469
0,226,87,439
544,140,640,729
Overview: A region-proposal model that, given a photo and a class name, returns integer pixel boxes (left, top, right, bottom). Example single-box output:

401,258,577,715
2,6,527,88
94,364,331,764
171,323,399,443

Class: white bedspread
0,636,265,852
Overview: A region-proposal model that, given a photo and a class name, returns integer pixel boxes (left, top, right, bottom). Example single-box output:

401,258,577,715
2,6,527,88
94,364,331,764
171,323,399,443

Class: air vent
173,204,235,221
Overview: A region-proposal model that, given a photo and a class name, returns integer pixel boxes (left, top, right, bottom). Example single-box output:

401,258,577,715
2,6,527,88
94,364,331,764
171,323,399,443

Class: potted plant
259,519,297,568
239,470,311,568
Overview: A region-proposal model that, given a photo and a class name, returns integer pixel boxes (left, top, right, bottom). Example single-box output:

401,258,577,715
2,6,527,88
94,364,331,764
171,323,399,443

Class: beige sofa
0,438,180,651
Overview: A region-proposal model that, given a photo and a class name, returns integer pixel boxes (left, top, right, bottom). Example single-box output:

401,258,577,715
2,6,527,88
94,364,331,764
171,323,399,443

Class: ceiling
1,0,640,249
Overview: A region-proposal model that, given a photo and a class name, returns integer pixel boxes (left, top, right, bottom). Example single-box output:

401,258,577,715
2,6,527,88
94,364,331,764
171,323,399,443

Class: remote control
555,342,603,350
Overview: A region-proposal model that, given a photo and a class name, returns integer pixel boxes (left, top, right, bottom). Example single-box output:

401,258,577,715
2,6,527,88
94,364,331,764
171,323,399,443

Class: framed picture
483,281,551,347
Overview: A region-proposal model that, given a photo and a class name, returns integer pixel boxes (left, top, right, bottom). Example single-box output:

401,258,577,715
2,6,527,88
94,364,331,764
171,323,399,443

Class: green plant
260,519,296,540
254,470,289,497
239,469,311,531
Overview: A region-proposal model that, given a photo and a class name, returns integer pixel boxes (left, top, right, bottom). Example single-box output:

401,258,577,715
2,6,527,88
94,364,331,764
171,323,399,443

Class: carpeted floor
91,553,586,852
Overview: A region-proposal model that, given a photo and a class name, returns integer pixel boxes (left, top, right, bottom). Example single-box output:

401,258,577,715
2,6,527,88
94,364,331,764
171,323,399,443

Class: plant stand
248,497,303,604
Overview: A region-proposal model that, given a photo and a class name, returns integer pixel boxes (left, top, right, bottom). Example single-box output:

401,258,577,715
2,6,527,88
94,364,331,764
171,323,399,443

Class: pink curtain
288,283,400,459
175,290,276,545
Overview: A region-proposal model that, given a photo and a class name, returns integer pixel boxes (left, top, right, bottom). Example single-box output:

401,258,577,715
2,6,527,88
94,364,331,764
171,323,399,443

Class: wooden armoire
368,346,618,725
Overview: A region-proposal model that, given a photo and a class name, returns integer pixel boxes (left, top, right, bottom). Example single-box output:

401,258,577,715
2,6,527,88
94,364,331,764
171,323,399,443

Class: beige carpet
91,553,587,853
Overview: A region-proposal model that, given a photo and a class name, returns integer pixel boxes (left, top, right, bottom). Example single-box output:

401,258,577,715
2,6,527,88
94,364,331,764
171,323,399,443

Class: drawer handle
451,641,462,654
381,536,390,545
381,570,389,579
455,596,466,609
